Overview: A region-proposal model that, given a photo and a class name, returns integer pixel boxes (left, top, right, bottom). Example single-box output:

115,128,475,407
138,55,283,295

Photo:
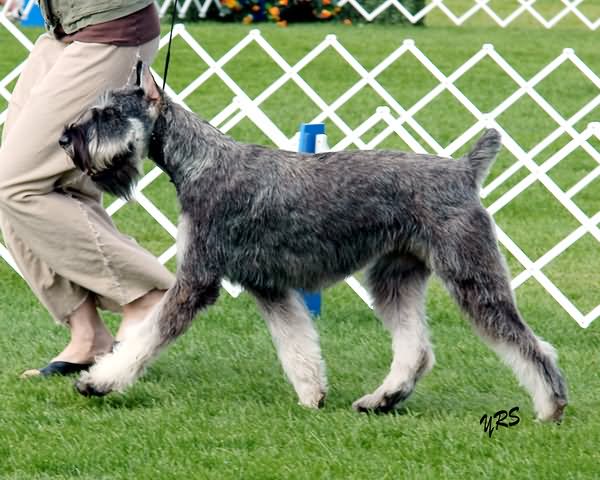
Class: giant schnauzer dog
59,62,567,421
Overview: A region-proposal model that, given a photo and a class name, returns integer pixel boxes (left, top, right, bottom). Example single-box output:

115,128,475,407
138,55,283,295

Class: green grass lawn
1,11,600,480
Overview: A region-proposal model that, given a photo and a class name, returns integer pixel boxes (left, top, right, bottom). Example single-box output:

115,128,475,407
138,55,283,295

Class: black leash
162,0,178,90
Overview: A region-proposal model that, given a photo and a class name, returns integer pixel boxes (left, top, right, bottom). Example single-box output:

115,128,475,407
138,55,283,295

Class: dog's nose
59,132,71,148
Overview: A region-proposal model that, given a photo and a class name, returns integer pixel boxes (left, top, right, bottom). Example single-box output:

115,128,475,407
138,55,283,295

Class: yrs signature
480,407,520,438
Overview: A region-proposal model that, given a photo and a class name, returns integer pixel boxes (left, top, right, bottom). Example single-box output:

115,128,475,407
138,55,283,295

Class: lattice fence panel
0,15,598,326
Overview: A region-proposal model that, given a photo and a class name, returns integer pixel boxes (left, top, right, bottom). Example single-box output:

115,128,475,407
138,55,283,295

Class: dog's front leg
253,289,327,409
75,276,220,397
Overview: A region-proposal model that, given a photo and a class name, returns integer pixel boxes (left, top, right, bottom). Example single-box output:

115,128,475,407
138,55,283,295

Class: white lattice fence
3,1,600,28
154,0,600,30
0,18,599,326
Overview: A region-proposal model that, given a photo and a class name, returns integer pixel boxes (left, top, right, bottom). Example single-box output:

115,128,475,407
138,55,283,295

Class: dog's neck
148,102,188,192
148,100,235,195
148,108,170,173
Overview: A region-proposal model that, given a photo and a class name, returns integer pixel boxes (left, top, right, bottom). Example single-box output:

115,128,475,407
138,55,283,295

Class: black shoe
21,361,93,378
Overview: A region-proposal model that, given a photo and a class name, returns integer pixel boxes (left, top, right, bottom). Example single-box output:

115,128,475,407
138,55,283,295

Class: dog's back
209,130,501,292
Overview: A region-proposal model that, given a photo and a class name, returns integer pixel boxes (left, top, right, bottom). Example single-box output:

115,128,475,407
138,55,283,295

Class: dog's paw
536,397,568,423
352,388,410,414
74,371,112,398
298,389,326,409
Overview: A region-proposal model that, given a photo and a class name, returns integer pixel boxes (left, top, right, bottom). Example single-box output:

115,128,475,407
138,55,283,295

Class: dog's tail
462,128,502,188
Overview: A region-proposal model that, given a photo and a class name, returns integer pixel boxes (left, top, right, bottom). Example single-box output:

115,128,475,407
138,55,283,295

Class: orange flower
323,0,330,4
277,19,288,27
279,0,288,5
223,0,236,8
320,9,332,18
269,6,280,16
343,18,352,25
243,14,253,23
251,4,260,11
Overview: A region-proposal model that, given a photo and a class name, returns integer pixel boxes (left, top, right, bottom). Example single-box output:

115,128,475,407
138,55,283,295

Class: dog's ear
68,126,94,174
139,63,161,103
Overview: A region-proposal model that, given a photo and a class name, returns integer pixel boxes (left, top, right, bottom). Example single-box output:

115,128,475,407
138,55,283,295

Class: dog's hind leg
353,253,434,413
433,207,568,421
253,289,327,409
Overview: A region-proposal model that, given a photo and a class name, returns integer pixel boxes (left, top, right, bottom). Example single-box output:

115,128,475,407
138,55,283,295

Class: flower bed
217,0,426,25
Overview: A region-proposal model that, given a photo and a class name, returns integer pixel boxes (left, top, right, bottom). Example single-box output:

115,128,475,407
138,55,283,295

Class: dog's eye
103,107,117,117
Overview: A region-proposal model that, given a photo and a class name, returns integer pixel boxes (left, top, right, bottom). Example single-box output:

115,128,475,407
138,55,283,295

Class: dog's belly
226,258,367,292
222,230,398,292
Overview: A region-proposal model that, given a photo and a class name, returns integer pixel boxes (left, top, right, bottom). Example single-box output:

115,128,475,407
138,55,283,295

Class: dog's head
60,62,163,199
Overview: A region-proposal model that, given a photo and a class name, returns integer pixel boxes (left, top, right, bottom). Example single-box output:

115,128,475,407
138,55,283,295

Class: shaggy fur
60,63,568,421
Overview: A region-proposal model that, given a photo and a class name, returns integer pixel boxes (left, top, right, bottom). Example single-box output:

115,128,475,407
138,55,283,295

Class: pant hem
56,291,90,326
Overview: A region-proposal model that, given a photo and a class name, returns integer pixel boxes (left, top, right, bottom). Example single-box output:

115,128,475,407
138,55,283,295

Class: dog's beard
88,152,141,200
67,125,141,200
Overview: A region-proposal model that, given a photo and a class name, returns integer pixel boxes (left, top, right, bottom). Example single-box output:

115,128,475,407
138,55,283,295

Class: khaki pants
0,34,174,324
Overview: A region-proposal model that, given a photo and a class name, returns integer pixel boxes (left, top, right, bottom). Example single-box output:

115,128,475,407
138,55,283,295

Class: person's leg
0,36,173,369
55,295,113,363
57,180,173,342
1,34,109,368
21,294,114,376
2,34,65,143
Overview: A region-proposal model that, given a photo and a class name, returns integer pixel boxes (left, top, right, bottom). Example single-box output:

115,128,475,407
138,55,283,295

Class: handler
0,1,174,376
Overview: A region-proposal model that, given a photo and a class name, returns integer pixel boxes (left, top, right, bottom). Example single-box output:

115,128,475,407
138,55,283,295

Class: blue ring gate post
20,1,45,27
297,123,327,316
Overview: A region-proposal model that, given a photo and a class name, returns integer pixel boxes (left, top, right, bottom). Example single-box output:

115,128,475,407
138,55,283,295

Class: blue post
20,4,45,27
297,123,325,317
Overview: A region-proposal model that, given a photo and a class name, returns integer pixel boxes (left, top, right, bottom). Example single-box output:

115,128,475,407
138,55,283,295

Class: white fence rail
0,17,598,327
